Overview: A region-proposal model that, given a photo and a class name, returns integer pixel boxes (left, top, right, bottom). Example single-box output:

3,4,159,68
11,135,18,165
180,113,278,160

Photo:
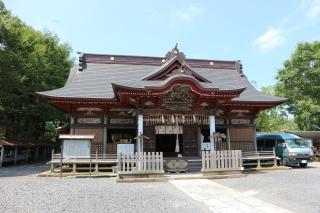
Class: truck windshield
286,139,310,148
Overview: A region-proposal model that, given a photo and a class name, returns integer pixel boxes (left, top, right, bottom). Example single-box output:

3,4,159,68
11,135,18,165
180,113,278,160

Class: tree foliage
276,41,320,130
256,86,298,132
0,1,73,140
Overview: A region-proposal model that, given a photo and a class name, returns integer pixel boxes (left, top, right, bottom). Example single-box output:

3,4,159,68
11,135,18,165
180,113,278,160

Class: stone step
187,161,202,172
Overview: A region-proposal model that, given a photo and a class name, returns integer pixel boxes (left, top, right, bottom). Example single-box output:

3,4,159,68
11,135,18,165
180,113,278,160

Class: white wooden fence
117,152,164,174
202,150,243,172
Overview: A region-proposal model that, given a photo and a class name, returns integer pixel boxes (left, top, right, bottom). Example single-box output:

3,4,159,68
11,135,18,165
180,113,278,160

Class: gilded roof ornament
165,43,186,60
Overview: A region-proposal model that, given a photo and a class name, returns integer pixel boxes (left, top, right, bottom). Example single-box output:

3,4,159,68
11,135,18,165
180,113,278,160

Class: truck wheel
299,163,307,168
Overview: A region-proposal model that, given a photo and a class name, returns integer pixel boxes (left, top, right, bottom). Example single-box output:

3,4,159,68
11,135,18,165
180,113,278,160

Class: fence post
272,147,277,167
125,153,128,172
257,158,261,168
95,150,98,172
89,151,92,177
157,152,159,171
273,158,277,167
155,152,158,171
153,152,156,171
118,153,122,172
135,152,139,171
147,152,150,171
143,152,146,171
209,151,212,170
240,150,243,169
72,163,76,173
201,151,204,172
235,150,239,169
160,152,163,171
50,149,54,173
257,152,261,169
221,150,225,169
124,153,128,172
154,152,157,171
0,146,4,168
229,150,232,168
130,153,134,171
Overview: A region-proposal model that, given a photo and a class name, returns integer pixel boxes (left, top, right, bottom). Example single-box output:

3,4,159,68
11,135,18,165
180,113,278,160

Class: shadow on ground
0,163,49,177
288,164,319,170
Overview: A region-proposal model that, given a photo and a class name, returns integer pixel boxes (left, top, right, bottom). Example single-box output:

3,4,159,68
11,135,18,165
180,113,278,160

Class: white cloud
252,0,319,53
170,5,204,23
253,28,286,51
306,0,320,18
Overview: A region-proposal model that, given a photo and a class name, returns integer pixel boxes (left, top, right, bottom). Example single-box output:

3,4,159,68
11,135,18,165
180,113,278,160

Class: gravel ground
213,162,320,213
2,162,320,213
0,165,208,213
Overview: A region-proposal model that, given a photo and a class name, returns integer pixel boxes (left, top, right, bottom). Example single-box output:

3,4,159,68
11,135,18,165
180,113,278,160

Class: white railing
202,150,243,172
242,148,278,168
117,152,164,174
52,153,118,161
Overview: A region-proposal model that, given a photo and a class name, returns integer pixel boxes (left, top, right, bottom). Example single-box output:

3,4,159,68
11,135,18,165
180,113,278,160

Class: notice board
63,139,91,158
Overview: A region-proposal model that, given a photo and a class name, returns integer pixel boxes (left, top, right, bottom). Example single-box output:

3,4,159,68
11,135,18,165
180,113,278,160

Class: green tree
0,1,73,141
256,86,298,132
276,41,320,130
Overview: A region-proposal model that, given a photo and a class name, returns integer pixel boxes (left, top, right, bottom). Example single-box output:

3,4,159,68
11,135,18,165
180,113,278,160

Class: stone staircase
187,159,202,172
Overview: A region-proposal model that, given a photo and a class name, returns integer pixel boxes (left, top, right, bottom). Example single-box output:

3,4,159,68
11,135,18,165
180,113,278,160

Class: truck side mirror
282,143,286,148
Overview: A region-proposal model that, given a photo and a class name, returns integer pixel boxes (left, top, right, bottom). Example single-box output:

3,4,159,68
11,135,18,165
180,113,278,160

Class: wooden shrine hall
37,45,285,158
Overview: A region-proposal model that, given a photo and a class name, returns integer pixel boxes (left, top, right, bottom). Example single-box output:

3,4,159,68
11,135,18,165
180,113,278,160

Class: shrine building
37,46,285,157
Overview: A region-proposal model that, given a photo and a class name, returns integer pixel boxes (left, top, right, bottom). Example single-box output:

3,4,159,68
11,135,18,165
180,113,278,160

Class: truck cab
257,133,313,167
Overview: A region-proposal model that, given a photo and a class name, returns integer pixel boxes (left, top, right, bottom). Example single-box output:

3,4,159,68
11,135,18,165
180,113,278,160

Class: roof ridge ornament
165,43,186,61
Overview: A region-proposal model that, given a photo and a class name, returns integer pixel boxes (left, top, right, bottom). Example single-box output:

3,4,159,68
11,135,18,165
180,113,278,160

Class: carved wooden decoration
160,85,194,110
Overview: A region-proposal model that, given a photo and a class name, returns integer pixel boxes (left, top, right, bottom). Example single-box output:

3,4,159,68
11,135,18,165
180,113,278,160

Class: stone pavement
169,179,293,213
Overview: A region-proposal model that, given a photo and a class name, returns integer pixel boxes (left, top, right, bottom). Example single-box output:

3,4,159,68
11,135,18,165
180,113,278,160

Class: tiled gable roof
37,52,286,103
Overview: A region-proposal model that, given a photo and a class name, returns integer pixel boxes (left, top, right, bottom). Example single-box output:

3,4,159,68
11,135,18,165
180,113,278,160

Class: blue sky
4,0,320,89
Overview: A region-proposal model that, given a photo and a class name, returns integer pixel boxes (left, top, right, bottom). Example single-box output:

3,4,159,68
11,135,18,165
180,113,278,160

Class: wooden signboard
231,119,251,125
63,139,91,158
155,126,183,134
77,118,102,124
109,118,134,125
